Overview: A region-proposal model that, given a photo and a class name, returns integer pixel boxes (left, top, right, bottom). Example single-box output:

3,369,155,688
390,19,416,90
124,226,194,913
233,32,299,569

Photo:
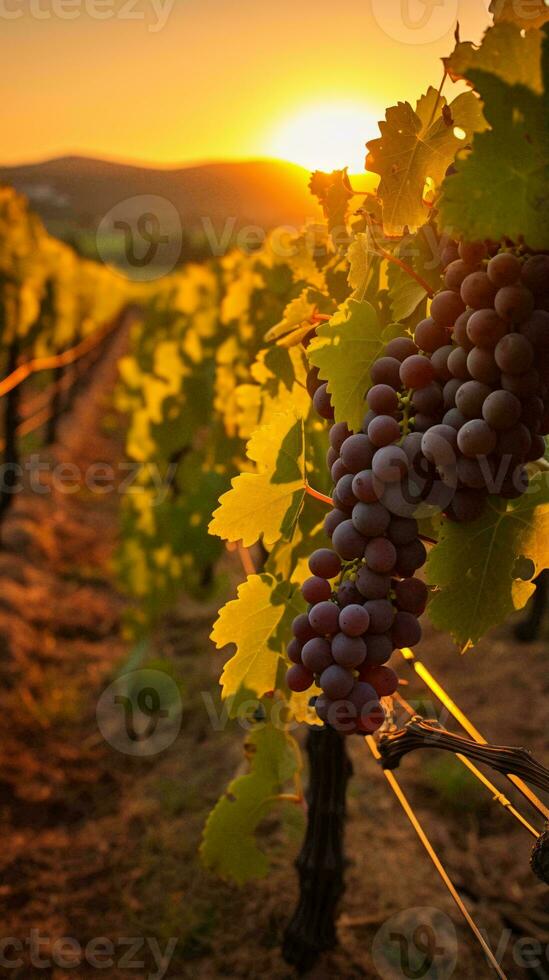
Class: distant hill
0,156,324,255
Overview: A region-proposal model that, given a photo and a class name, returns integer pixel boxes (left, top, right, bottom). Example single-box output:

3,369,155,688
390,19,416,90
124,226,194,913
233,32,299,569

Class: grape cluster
286,243,548,733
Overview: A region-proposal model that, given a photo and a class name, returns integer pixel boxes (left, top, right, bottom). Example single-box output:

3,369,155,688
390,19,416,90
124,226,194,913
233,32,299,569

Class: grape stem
305,483,334,506
310,313,331,324
367,219,435,298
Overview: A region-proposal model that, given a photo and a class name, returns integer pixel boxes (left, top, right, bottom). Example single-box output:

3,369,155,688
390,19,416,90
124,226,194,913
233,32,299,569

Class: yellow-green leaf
209,413,306,547
200,724,302,883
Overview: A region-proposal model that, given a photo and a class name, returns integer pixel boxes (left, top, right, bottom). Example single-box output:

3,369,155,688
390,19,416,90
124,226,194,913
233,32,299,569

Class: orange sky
2,0,491,168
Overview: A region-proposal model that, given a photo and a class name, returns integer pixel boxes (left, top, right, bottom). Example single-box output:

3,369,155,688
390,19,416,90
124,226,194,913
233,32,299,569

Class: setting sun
265,103,380,174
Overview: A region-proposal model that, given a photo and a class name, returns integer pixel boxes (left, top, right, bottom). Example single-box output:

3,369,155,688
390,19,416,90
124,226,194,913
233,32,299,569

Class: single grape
314,694,330,724
482,389,522,430
519,310,549,350
400,355,436,390
356,566,392,600
387,516,418,546
302,576,332,603
330,421,351,452
392,611,422,648
362,409,377,432
401,432,424,466
467,347,500,386
394,539,427,577
447,346,471,380
313,383,334,420
441,241,459,266
372,445,409,483
301,637,333,673
414,317,448,353
286,664,314,693
455,380,492,418
412,382,443,415
443,378,461,409
487,252,521,287
453,310,474,352
306,366,323,398
332,520,367,561
526,434,546,462
331,458,349,483
459,241,487,265
421,424,458,466
367,383,399,414
466,308,508,348
324,508,348,538
497,423,532,458
521,254,549,294
394,578,429,615
431,345,454,383
371,356,402,388
365,537,397,573
460,271,497,309
360,664,399,697
334,473,358,509
380,480,421,520
309,548,342,579
430,290,466,328
384,337,418,362
309,601,340,636
337,579,363,607
364,598,396,634
332,632,368,667
288,637,303,665
443,407,467,430
339,603,370,637
413,413,440,433
457,456,490,490
363,633,394,666
444,260,473,292
447,488,486,522
327,447,339,472
352,501,391,537
495,284,535,323
292,613,317,644
322,699,358,735
494,333,534,375
352,469,382,503
457,419,497,457
368,415,401,447
501,368,540,398
340,433,375,473
319,664,355,700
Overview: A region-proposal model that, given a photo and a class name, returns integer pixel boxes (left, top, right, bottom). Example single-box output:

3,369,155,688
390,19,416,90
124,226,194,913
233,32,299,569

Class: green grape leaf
307,300,404,433
426,475,549,650
309,169,355,236
209,413,306,547
200,724,302,883
366,89,487,236
444,22,544,91
489,0,549,31
438,55,549,250
211,573,299,699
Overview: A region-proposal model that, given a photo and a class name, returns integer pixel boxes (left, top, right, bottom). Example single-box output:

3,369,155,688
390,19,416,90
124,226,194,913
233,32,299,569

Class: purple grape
400,355,436,390
365,537,397,573
337,579,363,607
460,271,497,309
302,636,333,673
286,664,314,692
367,384,399,414
339,603,370,637
394,539,427,577
340,434,375,473
467,347,500,386
412,382,443,415
331,458,349,483
421,424,457,466
330,421,351,451
319,664,355,699
495,333,534,374
466,309,508,349
487,252,521,287
313,383,334,420
356,566,391,600
309,601,340,636
332,520,367,561
292,613,317,644
393,578,428,615
288,637,303,664
324,509,347,537
384,337,418,362
309,549,342,579
368,415,401,448
352,501,391,537
372,445,409,482
302,576,332,603
457,420,497,457
414,317,449,352
364,599,396,634
334,473,357,508
363,633,394,666
387,516,418,546
370,356,402,388
332,632,367,667
430,289,465,328
455,380,492,419
392,611,422,648
359,664,399,697
482,390,522,430
495,284,534,323
352,469,382,503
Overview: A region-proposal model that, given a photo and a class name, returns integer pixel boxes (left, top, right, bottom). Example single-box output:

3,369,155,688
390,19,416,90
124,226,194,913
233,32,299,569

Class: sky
2,0,492,170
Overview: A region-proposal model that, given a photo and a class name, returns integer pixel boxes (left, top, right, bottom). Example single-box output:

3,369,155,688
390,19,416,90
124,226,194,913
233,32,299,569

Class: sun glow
266,103,380,174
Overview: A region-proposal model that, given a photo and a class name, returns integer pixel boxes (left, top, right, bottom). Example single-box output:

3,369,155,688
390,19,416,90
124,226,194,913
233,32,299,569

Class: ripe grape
371,356,402,388
365,537,397,573
457,456,490,489
337,579,364,607
521,254,549,294
495,284,534,323
324,508,348,537
387,516,418,546
497,423,532,458
494,333,534,374
459,241,487,265
394,578,429,615
309,549,342,579
352,501,391,537
412,382,443,414
444,260,473,291
467,347,500,385
334,473,358,508
302,576,332,603
447,346,471,380
487,252,521,287
364,599,396,634
368,415,401,447
330,421,351,452
359,665,399,697
431,345,454,382
447,488,486,522
372,445,409,482
414,317,448,352
302,637,333,673
400,355,436,389
341,433,375,472
309,601,340,636
519,310,549,350
421,424,458,466
461,271,497,309
306,366,323,398
392,611,422,648
441,240,459,266
457,419,497,457
443,408,467,430
319,664,355,700
313,383,334,420
466,308,508,348
288,637,303,664
394,539,427,577
430,290,465,328
363,633,394,666
339,603,370,637
332,632,367,667
352,469,382,503
413,413,440,433
521,396,544,430
327,447,339,470
443,378,461,408
501,368,540,398
455,380,492,418
331,458,349,483
286,664,314,692
332,520,367,561
384,337,418,362
367,384,399,414
453,310,474,351
292,613,317,644
356,566,391,600
482,389,522,430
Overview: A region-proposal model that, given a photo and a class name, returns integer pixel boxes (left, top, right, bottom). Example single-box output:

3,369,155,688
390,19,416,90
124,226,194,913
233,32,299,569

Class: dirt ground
1,341,548,980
